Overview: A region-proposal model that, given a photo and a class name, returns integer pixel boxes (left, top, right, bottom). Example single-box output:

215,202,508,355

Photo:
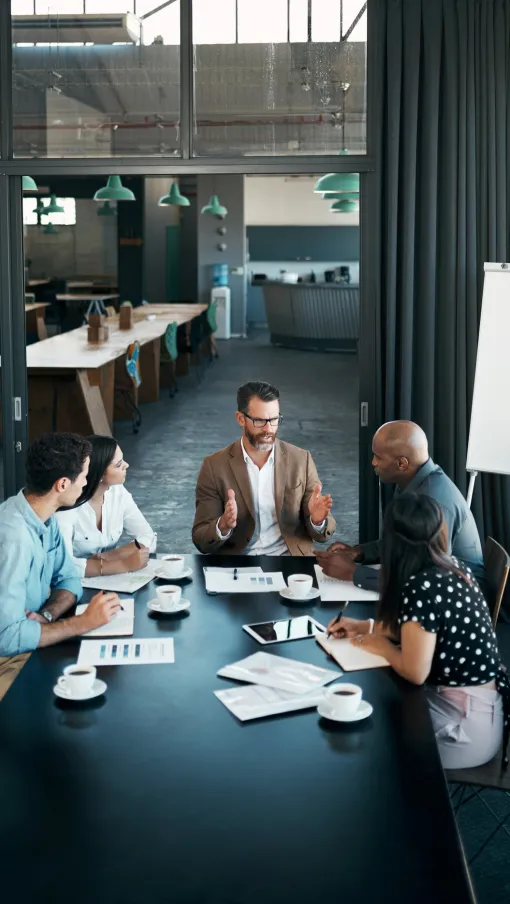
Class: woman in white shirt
56,435,155,578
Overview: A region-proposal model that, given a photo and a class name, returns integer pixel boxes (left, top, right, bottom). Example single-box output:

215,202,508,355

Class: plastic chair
160,322,179,398
484,536,510,626
202,300,219,363
115,340,142,433
178,315,204,384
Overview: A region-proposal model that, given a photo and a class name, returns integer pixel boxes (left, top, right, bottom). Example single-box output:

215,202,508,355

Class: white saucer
154,566,193,581
147,598,191,614
53,678,107,702
279,586,321,602
317,699,373,723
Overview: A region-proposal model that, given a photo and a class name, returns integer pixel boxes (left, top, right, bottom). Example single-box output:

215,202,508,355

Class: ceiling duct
12,13,141,45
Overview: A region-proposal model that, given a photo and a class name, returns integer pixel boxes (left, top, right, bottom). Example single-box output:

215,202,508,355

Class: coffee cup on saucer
324,682,362,717
158,555,185,578
154,585,182,611
57,665,96,699
287,573,313,600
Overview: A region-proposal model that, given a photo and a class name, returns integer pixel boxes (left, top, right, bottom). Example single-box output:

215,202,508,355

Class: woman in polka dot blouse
327,493,510,769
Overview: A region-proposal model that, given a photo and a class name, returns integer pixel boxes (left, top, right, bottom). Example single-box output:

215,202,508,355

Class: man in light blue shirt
0,433,121,657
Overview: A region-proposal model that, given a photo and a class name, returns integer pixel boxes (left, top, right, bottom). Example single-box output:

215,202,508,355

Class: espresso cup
287,573,313,599
155,585,182,611
324,682,362,717
159,555,185,578
58,664,96,698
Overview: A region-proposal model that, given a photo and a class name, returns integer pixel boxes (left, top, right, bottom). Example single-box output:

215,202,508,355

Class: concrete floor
116,331,360,554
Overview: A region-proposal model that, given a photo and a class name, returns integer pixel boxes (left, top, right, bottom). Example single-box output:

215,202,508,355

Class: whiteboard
466,263,510,475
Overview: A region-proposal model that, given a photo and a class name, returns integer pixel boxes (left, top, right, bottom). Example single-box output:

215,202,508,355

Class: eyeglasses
241,413,283,428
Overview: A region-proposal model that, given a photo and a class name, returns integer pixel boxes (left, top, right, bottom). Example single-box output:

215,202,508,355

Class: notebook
75,597,135,638
317,633,389,671
314,564,379,602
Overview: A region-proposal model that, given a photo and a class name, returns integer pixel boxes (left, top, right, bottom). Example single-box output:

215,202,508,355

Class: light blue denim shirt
0,491,83,656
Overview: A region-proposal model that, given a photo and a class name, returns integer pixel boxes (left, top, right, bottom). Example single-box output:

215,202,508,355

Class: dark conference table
0,556,475,904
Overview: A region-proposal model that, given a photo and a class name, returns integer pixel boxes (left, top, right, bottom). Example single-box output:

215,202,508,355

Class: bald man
315,420,485,591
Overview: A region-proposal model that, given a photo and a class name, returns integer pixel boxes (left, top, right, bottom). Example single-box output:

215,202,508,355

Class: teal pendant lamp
43,222,59,234
22,176,38,191
201,194,227,217
93,176,135,202
324,191,359,201
158,182,190,207
97,201,116,217
330,198,359,213
314,172,359,194
42,194,65,215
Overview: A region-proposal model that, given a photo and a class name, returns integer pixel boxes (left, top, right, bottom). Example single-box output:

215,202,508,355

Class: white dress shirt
56,484,155,578
216,439,325,556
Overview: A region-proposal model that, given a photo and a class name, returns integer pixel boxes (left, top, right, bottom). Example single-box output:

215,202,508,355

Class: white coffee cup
324,682,362,717
159,555,185,578
155,585,182,611
287,573,313,599
58,664,96,698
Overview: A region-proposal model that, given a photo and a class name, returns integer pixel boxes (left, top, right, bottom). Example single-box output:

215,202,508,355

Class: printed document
78,637,174,666
314,564,379,602
217,651,340,694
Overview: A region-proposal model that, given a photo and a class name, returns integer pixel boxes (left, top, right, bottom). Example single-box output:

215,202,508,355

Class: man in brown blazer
192,381,335,556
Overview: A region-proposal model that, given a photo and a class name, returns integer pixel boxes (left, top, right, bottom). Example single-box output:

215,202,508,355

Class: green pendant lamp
22,176,38,191
97,201,116,217
324,191,359,201
201,194,227,217
313,172,359,194
158,182,190,207
43,222,59,234
93,176,135,202
330,198,359,213
42,194,65,215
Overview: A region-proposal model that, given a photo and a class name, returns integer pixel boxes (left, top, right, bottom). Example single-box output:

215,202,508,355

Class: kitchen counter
260,282,359,352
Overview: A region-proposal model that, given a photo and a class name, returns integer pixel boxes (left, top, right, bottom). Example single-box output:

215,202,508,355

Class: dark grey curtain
373,0,510,550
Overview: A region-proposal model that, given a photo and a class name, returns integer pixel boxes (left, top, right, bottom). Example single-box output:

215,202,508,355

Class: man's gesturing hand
218,489,237,535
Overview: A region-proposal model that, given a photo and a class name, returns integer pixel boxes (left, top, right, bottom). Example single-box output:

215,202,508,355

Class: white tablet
243,616,326,645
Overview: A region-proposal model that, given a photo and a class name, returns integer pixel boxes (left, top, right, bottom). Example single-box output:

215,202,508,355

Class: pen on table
326,602,349,637
101,589,124,612
233,567,238,581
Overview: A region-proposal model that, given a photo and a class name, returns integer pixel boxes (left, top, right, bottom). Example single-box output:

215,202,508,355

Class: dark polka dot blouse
398,560,501,687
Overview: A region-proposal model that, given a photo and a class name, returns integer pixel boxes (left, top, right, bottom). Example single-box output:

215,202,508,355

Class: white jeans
426,685,503,769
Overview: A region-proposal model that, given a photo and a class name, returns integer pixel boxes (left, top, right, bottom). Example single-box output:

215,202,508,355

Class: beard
245,425,277,452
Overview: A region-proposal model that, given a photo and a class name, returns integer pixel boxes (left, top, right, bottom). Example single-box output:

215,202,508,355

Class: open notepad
75,598,135,638
314,564,379,602
317,633,389,671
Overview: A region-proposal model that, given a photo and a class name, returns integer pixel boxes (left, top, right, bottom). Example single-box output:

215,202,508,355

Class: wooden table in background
26,278,50,289
27,303,207,439
25,301,49,341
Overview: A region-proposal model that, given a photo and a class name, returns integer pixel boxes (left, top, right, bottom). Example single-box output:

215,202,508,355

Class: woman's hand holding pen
326,616,370,639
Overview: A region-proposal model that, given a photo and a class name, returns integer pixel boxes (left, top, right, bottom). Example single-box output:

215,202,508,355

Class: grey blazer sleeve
359,539,380,564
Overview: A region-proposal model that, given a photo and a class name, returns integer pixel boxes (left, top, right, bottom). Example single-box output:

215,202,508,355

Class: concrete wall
197,175,246,336
143,178,180,303
245,176,360,226
24,199,117,279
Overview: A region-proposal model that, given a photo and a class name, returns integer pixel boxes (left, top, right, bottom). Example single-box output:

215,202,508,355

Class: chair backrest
483,536,510,626
162,322,178,362
25,293,35,304
207,300,218,334
125,340,141,389
105,305,117,318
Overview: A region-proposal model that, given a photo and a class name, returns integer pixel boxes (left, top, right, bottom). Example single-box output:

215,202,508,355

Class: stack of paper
215,651,341,721
314,564,379,602
204,569,286,594
76,597,135,638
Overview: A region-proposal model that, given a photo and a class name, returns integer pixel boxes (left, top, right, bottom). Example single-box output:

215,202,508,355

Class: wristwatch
41,610,54,623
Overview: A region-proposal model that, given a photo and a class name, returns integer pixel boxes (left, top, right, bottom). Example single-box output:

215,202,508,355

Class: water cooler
211,264,231,340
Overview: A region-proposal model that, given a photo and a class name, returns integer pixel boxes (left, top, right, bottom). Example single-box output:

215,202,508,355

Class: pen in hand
326,602,349,637
233,567,238,581
101,589,124,612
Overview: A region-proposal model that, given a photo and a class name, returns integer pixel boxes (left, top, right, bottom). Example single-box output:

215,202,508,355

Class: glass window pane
237,0,287,44
13,0,180,158
39,197,76,225
192,0,236,45
289,0,308,42
12,1,35,13
194,0,367,156
312,0,340,42
23,197,38,225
